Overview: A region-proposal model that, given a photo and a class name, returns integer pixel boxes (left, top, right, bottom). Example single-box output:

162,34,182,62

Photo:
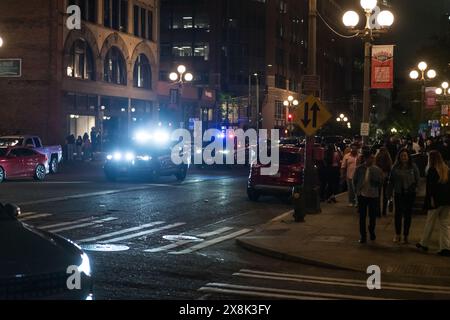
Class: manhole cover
81,244,130,252
163,235,203,242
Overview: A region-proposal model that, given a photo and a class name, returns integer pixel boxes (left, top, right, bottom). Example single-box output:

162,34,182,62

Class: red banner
371,45,394,89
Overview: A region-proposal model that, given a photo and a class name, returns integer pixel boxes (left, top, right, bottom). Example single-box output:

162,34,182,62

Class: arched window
133,54,152,89
67,39,95,80
104,47,127,85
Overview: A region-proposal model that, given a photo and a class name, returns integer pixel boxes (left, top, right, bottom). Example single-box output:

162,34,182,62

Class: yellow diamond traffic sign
294,95,332,136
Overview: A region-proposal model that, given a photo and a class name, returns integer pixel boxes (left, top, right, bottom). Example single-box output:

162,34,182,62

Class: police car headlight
78,253,91,277
113,152,122,161
106,154,113,160
125,152,135,161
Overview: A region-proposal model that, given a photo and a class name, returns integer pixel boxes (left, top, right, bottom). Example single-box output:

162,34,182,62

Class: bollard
292,185,306,223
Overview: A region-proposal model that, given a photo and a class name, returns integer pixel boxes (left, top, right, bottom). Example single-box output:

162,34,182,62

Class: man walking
353,150,384,244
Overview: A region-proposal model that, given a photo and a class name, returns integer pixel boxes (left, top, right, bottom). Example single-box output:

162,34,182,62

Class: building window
172,44,193,57
133,5,154,40
275,74,286,89
194,43,209,61
104,47,127,85
66,39,95,80
275,101,285,120
69,0,97,23
194,14,209,29
133,54,152,89
104,0,128,32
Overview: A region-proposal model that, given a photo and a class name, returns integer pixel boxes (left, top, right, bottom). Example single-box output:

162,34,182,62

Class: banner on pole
425,87,437,109
371,45,394,89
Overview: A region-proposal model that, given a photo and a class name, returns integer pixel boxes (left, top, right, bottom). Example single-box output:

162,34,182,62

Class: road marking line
40,217,99,229
19,212,37,218
169,228,252,255
77,221,166,243
100,223,186,243
200,283,389,300
197,227,234,238
48,217,118,233
198,287,330,300
20,214,52,221
237,269,450,295
144,227,234,253
270,210,294,222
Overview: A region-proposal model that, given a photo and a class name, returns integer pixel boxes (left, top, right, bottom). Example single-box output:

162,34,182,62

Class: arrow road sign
294,96,332,136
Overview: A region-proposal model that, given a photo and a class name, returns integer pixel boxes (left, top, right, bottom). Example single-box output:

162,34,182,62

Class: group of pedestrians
65,127,101,161
353,139,450,256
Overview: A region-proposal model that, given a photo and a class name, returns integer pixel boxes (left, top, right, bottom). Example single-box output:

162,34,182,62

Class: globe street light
436,82,450,97
169,65,194,128
342,1,394,145
409,61,437,124
0,36,3,48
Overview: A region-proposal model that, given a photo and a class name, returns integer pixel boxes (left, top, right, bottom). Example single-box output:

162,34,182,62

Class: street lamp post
336,113,352,130
283,95,299,136
409,62,437,126
435,81,450,97
343,0,394,145
169,65,194,128
0,36,4,48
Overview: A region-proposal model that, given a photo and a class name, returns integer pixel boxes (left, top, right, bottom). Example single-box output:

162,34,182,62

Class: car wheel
34,164,46,181
175,166,187,181
49,156,58,174
247,188,260,202
0,167,4,183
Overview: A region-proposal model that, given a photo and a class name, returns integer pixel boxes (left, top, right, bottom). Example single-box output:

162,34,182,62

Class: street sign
294,95,331,136
360,122,370,137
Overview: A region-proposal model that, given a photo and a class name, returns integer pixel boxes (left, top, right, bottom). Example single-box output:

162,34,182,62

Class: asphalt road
2,161,450,300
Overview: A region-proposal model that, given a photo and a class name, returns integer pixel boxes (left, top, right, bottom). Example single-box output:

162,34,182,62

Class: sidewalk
236,188,450,279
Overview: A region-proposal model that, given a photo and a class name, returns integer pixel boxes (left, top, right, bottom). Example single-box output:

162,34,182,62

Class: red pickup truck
0,135,63,173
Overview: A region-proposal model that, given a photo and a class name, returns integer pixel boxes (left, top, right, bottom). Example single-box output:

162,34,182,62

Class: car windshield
0,138,23,147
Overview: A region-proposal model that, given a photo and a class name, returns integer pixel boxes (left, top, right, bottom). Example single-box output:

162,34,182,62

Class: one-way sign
294,95,332,136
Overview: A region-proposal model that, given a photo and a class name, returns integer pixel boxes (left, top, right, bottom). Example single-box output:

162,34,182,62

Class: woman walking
388,149,420,244
416,151,450,256
375,147,393,217
325,144,342,203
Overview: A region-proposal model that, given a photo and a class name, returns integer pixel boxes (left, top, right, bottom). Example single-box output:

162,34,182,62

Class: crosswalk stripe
144,227,234,253
20,214,52,221
77,221,166,243
49,217,118,233
197,227,234,238
200,283,389,300
169,228,252,255
198,286,330,300
19,212,38,218
40,217,98,230
237,269,450,295
99,222,186,243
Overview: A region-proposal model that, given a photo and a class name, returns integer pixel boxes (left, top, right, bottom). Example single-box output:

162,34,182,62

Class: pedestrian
82,133,91,161
388,149,420,244
416,150,450,256
76,136,83,160
341,144,359,207
65,134,75,161
353,150,384,244
325,144,342,203
90,127,97,152
375,147,393,217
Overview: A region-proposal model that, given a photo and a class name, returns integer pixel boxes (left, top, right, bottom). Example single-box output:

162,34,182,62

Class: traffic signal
288,114,293,122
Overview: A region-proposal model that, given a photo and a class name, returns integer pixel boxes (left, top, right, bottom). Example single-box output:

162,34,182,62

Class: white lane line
198,287,330,300
40,217,99,230
77,221,166,243
100,223,186,243
41,181,92,184
237,269,450,295
20,214,52,221
49,217,118,233
200,283,389,300
144,227,234,253
169,228,252,255
18,186,155,206
197,227,234,238
270,210,294,222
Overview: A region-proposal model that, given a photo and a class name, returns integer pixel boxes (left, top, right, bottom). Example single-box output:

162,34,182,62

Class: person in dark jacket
375,147,393,217
353,150,384,244
416,150,450,256
388,149,420,244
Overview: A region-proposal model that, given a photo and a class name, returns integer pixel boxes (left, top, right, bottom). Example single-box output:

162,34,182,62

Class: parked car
247,145,324,201
0,147,48,183
0,135,63,173
104,142,188,182
0,203,93,300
